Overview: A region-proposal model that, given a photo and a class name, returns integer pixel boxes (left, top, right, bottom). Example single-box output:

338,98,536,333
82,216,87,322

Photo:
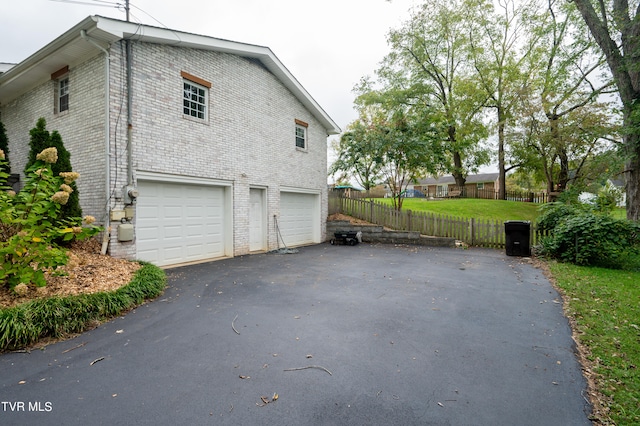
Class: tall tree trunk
449,125,466,188
497,106,506,200
624,112,640,219
545,161,555,195
452,151,466,187
557,148,570,191
572,0,640,220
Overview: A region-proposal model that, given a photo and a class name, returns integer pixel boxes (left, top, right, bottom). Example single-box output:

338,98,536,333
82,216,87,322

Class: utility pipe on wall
80,30,111,254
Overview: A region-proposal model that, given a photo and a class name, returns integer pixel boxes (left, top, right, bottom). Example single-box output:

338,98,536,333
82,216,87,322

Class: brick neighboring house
0,16,340,267
412,173,500,198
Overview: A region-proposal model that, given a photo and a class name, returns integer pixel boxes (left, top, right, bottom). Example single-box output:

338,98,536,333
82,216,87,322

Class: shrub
539,210,640,269
536,201,582,234
25,118,82,221
0,262,166,351
0,121,9,180
0,147,101,290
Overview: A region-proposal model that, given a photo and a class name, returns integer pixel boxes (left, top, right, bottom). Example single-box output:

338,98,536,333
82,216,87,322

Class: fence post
407,210,412,231
370,200,374,223
469,217,475,246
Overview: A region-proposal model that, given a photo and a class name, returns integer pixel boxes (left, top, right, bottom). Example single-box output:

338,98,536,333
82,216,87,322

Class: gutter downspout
80,30,111,255
126,39,133,187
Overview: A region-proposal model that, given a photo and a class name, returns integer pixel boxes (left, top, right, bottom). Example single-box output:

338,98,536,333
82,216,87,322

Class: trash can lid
504,220,531,224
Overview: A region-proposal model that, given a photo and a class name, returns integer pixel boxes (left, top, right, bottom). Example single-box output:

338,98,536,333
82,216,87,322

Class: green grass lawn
550,262,640,425
377,197,542,222
612,207,628,220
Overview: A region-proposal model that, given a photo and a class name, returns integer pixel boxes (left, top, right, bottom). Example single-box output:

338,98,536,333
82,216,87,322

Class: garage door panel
164,206,183,218
279,192,318,247
164,225,183,238
137,181,226,266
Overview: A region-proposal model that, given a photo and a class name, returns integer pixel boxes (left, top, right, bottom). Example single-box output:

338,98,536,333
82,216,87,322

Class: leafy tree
507,0,620,195
25,118,82,220
382,0,491,186
0,121,9,180
333,85,444,210
329,108,383,194
572,0,640,220
373,106,444,210
537,0,617,190
466,0,543,199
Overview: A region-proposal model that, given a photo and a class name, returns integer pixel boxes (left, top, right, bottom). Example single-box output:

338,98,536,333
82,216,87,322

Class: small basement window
295,119,308,150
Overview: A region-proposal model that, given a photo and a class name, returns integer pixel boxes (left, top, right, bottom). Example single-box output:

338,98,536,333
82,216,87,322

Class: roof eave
96,17,340,134
1,16,341,135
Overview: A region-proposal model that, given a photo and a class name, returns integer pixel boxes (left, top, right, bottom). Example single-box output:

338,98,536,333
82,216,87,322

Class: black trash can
504,220,531,256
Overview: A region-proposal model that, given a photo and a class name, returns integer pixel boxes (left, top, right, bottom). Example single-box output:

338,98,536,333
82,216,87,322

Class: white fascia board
0,17,117,104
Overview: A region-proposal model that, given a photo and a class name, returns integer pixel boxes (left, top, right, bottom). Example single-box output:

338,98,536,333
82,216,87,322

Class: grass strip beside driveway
0,262,166,352
550,262,640,425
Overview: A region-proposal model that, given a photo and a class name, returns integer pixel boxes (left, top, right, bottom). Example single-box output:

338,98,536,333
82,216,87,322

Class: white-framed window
477,182,484,190
58,78,69,113
52,66,70,115
295,119,308,150
181,71,211,121
183,80,207,119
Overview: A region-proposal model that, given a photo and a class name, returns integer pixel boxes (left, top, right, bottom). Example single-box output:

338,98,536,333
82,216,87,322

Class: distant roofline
417,173,500,185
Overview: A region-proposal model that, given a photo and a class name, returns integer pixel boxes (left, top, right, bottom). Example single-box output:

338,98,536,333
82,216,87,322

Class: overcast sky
1,0,420,135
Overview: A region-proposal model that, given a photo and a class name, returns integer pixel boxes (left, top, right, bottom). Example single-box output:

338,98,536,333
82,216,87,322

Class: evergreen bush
0,147,100,289
25,118,82,220
0,121,9,180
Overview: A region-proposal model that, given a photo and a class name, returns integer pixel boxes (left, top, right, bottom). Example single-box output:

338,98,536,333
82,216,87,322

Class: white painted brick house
0,16,340,267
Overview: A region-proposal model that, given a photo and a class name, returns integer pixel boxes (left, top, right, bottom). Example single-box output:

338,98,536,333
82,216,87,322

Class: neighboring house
329,184,362,198
413,173,500,198
579,178,626,208
0,16,340,267
610,178,626,207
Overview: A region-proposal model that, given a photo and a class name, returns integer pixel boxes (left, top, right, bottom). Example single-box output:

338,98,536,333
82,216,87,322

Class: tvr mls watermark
2,401,53,412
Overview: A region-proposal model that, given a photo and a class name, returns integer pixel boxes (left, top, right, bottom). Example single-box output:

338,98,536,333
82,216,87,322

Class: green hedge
0,262,166,351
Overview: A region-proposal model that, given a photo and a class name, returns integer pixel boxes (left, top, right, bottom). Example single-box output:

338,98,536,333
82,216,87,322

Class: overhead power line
49,0,122,9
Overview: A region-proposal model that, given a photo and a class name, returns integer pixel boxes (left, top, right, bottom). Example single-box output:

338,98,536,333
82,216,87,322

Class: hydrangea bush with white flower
0,147,101,290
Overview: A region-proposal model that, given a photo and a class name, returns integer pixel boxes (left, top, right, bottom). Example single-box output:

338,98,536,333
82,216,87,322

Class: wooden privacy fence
331,196,541,248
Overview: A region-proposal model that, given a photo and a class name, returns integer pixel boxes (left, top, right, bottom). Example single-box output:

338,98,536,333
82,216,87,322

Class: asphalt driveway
0,244,591,425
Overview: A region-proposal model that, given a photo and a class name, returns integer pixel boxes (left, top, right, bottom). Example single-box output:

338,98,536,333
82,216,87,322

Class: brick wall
111,41,328,259
1,53,108,224
2,40,329,261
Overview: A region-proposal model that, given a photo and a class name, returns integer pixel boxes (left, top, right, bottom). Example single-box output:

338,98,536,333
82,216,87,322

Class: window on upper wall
477,182,485,190
52,66,70,114
295,119,308,150
58,78,69,113
181,71,211,121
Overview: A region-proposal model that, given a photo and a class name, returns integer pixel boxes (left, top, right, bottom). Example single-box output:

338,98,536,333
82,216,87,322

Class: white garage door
279,192,319,247
136,180,226,266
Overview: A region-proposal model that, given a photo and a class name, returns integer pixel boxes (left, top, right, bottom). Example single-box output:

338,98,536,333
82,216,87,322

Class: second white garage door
279,191,319,247
136,180,226,266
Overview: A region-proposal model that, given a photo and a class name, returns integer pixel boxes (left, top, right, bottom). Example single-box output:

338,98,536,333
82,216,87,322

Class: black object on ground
505,220,531,256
